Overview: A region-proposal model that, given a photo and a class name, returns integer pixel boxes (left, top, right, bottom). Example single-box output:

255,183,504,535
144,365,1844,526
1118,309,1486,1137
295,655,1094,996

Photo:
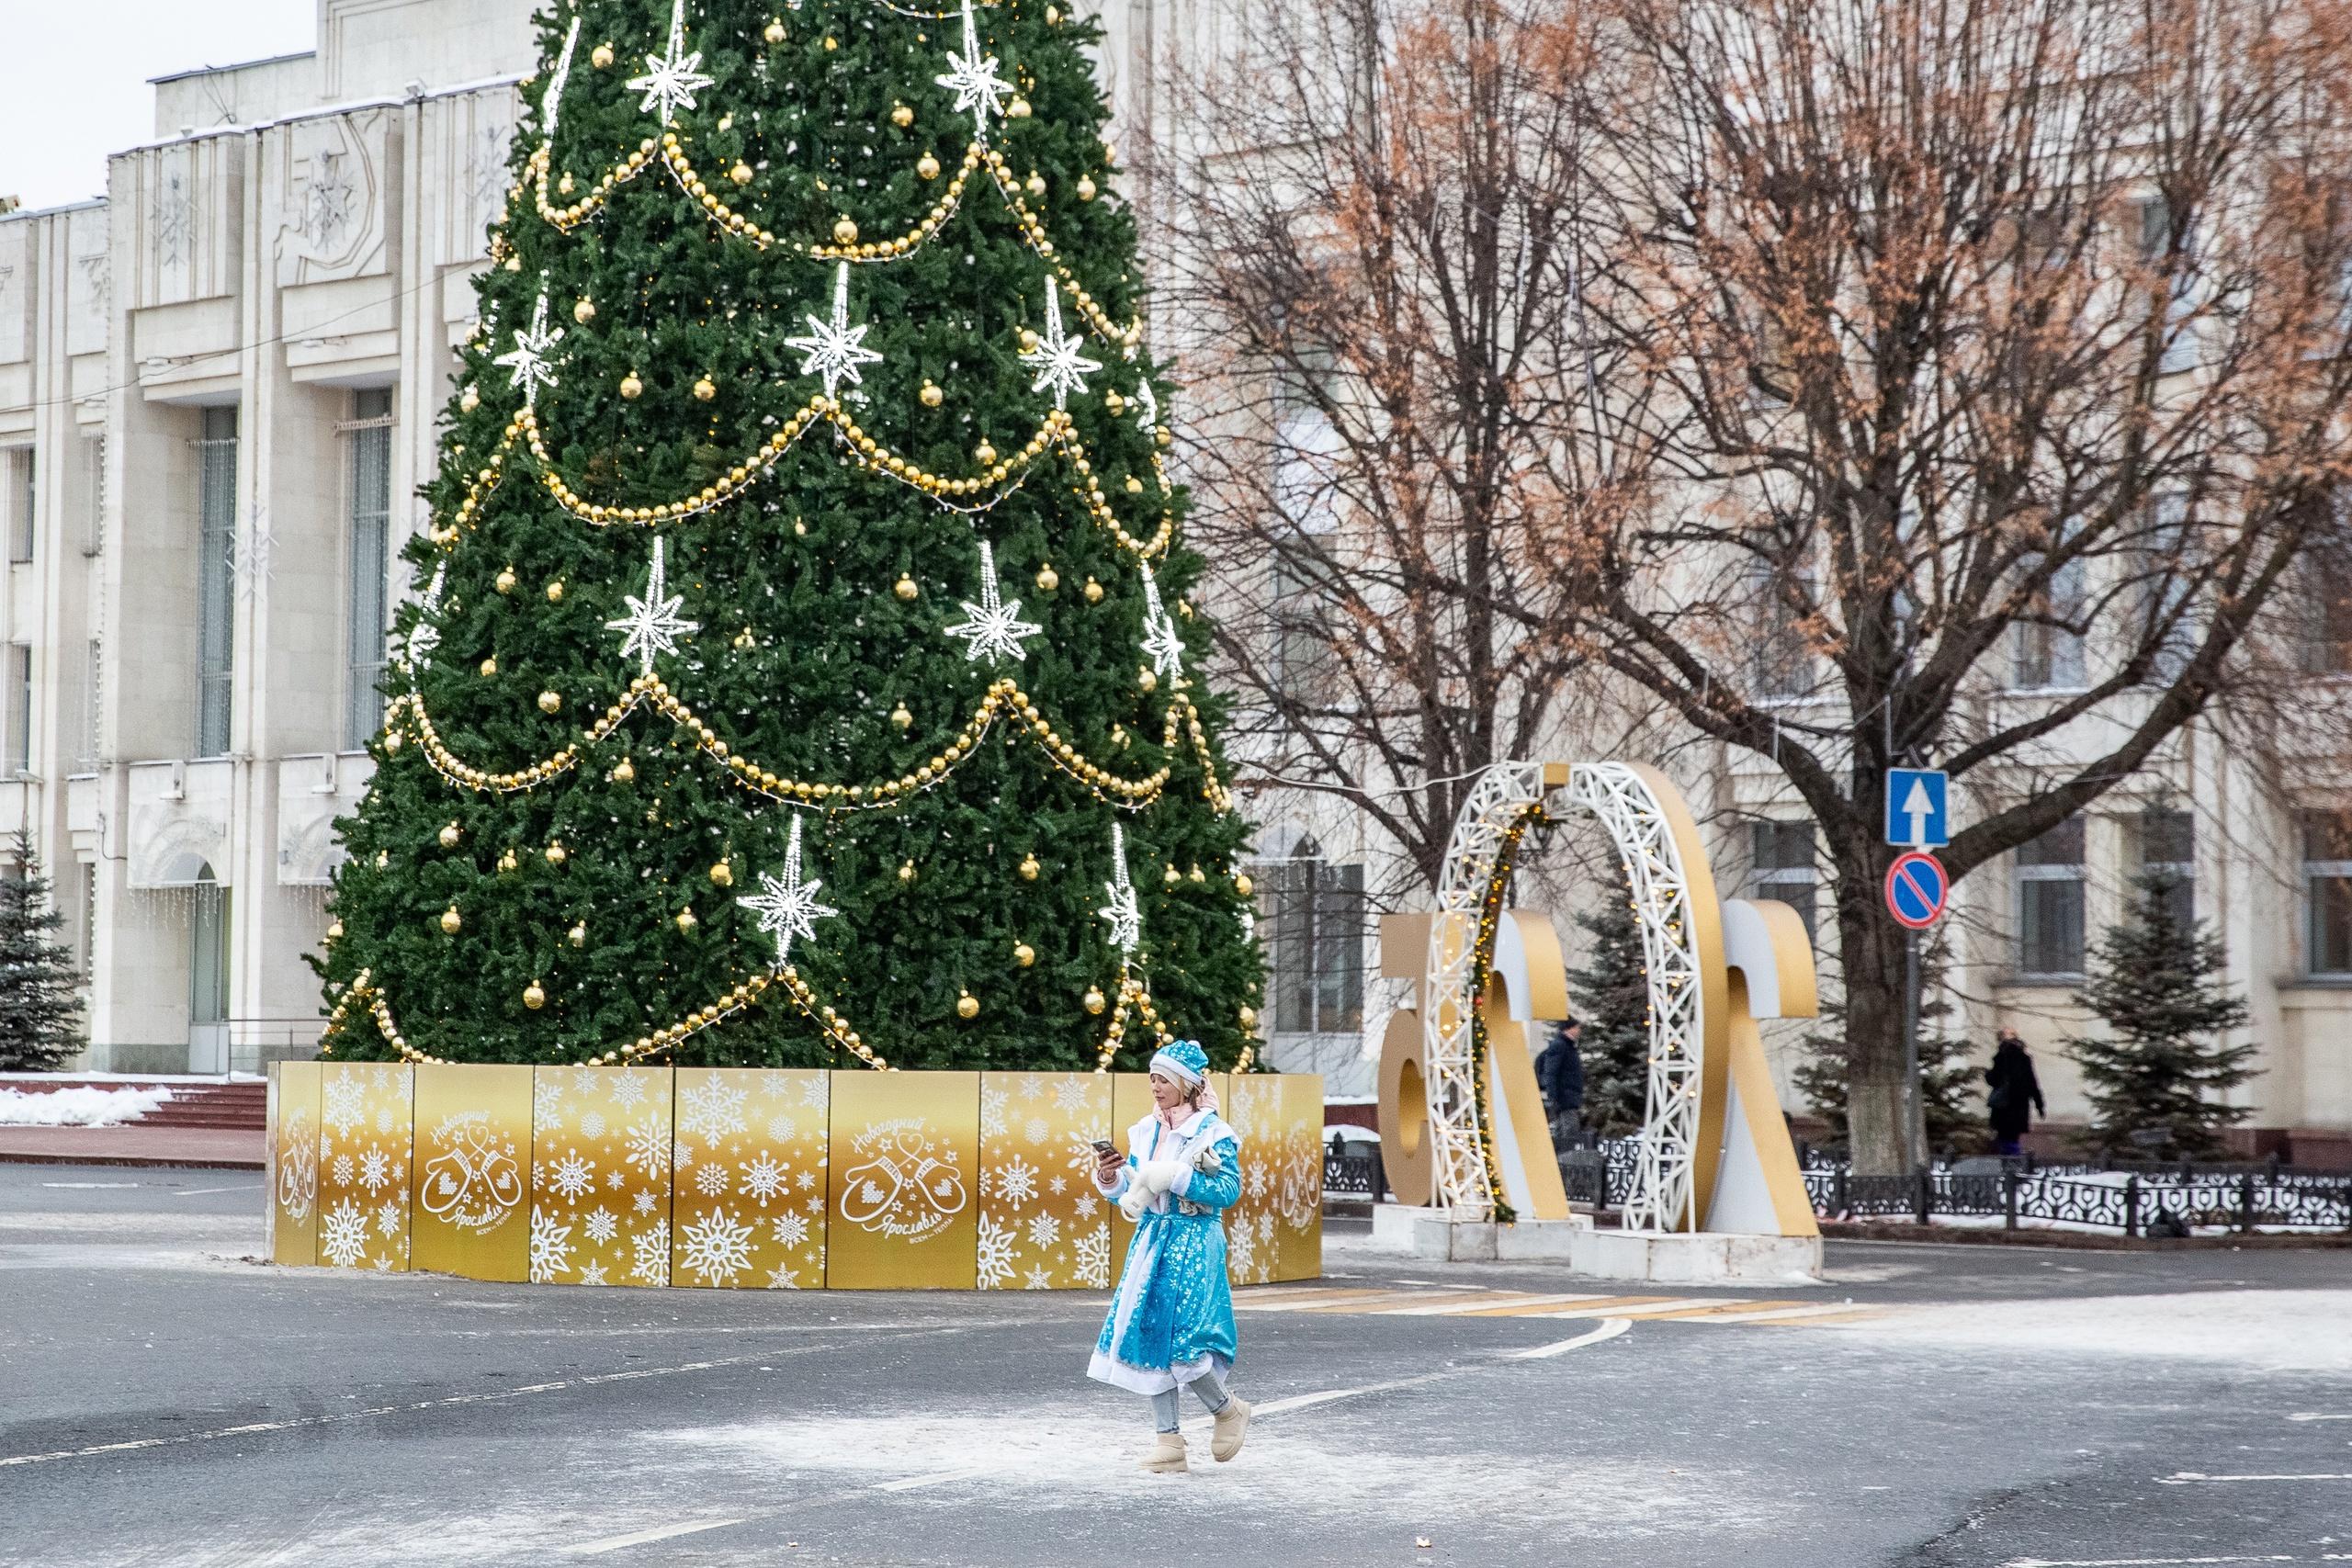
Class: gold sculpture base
270,1063,1324,1290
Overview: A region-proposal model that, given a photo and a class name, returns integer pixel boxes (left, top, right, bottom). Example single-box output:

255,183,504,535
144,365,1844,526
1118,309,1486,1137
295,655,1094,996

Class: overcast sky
3,1,316,212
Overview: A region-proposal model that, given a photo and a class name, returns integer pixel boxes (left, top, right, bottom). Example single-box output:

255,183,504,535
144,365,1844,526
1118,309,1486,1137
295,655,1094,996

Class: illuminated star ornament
786,264,885,399
1139,563,1184,681
628,0,715,128
944,540,1043,664
1135,380,1159,434
605,536,699,673
542,17,582,141
1020,279,1101,411
739,815,837,963
494,291,564,408
934,0,1012,134
1098,824,1142,956
404,563,447,667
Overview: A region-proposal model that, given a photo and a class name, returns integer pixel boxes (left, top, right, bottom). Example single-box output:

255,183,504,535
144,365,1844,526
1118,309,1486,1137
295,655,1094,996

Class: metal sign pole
1902,927,1922,1172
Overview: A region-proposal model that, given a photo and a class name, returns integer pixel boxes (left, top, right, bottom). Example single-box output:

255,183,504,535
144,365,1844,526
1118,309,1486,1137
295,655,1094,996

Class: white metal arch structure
1419,760,1728,1232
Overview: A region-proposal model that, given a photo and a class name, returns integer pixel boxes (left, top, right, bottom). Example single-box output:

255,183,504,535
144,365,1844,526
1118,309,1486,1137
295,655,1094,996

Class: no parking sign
1884,851,1949,930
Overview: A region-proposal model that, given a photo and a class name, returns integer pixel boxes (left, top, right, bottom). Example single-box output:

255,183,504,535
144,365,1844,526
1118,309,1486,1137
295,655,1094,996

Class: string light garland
1460,802,1550,1222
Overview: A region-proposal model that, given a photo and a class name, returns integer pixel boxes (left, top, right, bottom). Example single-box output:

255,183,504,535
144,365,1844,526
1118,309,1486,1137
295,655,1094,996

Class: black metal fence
1323,1146,1387,1202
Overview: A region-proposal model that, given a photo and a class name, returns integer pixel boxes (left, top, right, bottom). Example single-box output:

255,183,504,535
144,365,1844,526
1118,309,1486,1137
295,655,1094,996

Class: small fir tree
1797,925,1975,1157
2065,865,2257,1159
0,834,85,1071
1566,877,1649,1136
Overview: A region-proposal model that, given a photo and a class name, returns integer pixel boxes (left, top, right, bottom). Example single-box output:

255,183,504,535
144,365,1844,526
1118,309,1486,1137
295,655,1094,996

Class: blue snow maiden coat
1087,1106,1242,1394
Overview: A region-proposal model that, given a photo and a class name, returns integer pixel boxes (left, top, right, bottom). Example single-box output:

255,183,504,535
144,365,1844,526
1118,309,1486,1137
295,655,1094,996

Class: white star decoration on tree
1020,279,1101,411
1139,563,1184,681
543,17,582,141
740,815,837,964
1099,823,1142,956
605,536,699,673
628,0,715,128
1135,380,1159,434
786,264,885,399
935,0,1012,134
404,563,447,667
944,540,1043,665
494,291,564,408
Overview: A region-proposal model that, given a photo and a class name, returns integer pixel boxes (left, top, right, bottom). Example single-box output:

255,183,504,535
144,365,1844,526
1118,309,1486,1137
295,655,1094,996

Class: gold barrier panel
270,1062,322,1266
271,1066,1322,1289
316,1062,413,1272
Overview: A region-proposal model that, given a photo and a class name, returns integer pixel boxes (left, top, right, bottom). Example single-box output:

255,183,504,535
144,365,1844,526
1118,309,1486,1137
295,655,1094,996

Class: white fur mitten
1118,1159,1183,1222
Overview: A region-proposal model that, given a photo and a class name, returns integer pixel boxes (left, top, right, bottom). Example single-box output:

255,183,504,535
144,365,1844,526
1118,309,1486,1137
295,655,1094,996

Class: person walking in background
1985,1029,2045,1158
1536,1017,1586,1148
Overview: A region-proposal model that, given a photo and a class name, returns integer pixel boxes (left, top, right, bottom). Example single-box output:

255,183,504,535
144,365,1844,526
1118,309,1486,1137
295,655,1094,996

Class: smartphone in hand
1091,1139,1121,1158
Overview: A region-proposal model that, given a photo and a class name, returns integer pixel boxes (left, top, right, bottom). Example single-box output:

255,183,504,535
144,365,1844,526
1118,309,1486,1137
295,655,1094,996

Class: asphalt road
2,1163,2348,1567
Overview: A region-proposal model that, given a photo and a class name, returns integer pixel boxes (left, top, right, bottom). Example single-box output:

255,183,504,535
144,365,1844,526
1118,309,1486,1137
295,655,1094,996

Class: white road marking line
1689,1303,1889,1325
171,1183,262,1197
2001,1556,2352,1565
0,1328,967,1470
2156,1472,2352,1484
2286,1412,2352,1422
568,1517,745,1554
1501,1318,1633,1359
1364,1292,1624,1316
1534,1296,1725,1319
37,1182,141,1190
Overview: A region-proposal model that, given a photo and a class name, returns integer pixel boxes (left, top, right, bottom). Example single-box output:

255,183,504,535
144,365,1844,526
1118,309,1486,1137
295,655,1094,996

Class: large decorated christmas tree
317,0,1260,1074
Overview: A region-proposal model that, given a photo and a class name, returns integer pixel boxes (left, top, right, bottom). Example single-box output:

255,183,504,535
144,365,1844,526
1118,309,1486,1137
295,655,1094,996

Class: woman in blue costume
1089,1040,1252,1472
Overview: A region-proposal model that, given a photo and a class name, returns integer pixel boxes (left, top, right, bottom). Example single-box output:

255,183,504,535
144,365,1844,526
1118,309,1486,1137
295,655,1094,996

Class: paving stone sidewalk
0,1125,264,1169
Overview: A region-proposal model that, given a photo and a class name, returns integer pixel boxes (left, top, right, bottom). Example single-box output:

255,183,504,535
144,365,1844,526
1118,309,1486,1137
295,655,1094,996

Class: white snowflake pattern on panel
993,1155,1036,1210
800,1077,829,1109
759,1072,794,1099
1051,1077,1091,1114
630,1219,671,1284
578,1259,608,1286
741,1153,786,1203
765,1115,797,1143
322,1074,366,1135
1227,1221,1255,1282
633,1190,660,1215
765,1264,802,1289
976,1214,1016,1288
532,1075,564,1126
580,1111,606,1140
571,1068,602,1097
376,1199,401,1236
529,1207,573,1283
1023,1265,1056,1290
1025,1212,1060,1250
608,1074,648,1109
548,1151,594,1200
772,1211,809,1248
321,1198,368,1268
331,1154,355,1188
1073,1192,1100,1221
679,1209,756,1284
357,1147,391,1193
627,0,714,126
978,1084,1010,1139
1024,1118,1050,1145
678,1077,750,1143
584,1207,618,1244
1074,1226,1111,1288
694,1163,729,1197
1018,1075,1046,1100
623,1113,670,1180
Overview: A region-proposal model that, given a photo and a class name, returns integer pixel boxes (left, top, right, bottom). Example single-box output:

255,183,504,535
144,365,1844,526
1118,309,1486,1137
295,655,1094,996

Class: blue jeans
1149,1368,1230,1432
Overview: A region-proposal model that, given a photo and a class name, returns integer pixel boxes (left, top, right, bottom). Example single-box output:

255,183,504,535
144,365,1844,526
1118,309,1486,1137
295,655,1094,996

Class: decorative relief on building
275,110,390,286
0,222,26,366
433,87,519,268
65,206,107,355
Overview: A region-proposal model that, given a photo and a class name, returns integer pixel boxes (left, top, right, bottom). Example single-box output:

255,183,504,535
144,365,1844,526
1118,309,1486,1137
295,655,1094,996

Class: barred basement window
195,407,238,757
2014,817,2087,978
343,389,394,750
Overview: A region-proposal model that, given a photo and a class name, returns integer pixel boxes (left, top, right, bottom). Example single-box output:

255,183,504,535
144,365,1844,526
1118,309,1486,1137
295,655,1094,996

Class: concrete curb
0,1149,265,1171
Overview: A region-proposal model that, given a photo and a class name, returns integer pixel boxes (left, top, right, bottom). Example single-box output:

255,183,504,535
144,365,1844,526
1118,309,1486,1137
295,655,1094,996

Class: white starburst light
543,17,582,141
494,290,565,407
1020,279,1101,411
605,536,698,673
1098,822,1142,956
739,815,838,963
943,540,1043,665
1139,562,1184,680
1136,380,1159,434
628,0,714,127
934,0,1012,133
785,263,885,400
403,563,446,667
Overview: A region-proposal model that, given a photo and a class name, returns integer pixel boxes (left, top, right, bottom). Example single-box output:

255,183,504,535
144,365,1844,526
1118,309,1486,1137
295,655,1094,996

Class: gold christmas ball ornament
1014,942,1035,967
524,981,546,1010
619,371,643,399
438,822,463,849
1084,576,1104,603
957,990,979,1020
1035,563,1058,592
729,162,753,186
592,40,616,66
1019,327,1040,352
1235,873,1254,897
1125,475,1146,493
675,906,698,932
568,921,587,948
833,216,859,245
1189,863,1206,883
1138,667,1158,693
1238,1005,1258,1030
891,103,914,127
920,379,944,407
572,297,596,324
1104,389,1125,414
1010,97,1033,119
733,626,754,649
917,152,941,180
458,384,480,412
1077,178,1097,208
1046,4,1061,20
1025,172,1047,197
325,919,344,942
1083,986,1107,1015
546,579,566,603
537,689,562,714
1157,426,1174,447
894,575,920,601
763,17,785,42
498,847,520,873
375,850,390,870
707,860,735,888
1019,852,1040,880
694,376,718,401
1163,863,1182,886
496,566,518,594
899,859,917,882
824,34,838,50
891,703,913,729
439,905,463,934
974,439,997,466
384,729,403,754
545,843,568,865
479,655,498,677
612,756,636,783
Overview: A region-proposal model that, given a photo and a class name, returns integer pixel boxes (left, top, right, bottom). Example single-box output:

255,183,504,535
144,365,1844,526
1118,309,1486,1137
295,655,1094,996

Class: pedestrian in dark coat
1536,1017,1585,1148
1984,1030,2045,1158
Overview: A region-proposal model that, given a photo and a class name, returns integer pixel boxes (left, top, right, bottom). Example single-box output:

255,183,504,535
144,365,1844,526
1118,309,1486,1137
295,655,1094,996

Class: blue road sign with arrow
1884,768,1949,848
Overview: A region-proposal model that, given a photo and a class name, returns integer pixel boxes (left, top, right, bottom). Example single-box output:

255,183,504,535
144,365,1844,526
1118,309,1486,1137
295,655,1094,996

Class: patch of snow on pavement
0,1085,174,1127
1837,1288,2352,1373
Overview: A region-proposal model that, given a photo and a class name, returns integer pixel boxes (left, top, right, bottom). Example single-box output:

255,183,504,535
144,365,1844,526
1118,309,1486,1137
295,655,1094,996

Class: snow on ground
1834,1287,2352,1373
0,1085,174,1127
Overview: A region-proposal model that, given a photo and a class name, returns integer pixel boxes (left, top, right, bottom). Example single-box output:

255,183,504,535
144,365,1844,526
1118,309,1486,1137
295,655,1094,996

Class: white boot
1210,1395,1251,1462
1141,1432,1189,1472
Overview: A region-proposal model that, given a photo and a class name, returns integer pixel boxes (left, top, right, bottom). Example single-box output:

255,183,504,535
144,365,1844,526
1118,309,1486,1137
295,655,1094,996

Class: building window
344,389,394,750
75,638,99,774
2012,554,2088,690
189,868,231,1028
6,446,31,565
2135,807,2194,932
2142,491,2196,684
1749,566,1815,701
2015,817,2087,978
195,406,238,757
1255,835,1364,1036
2301,529,2352,676
5,643,28,776
2301,810,2352,977
82,434,105,557
1749,819,1817,944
